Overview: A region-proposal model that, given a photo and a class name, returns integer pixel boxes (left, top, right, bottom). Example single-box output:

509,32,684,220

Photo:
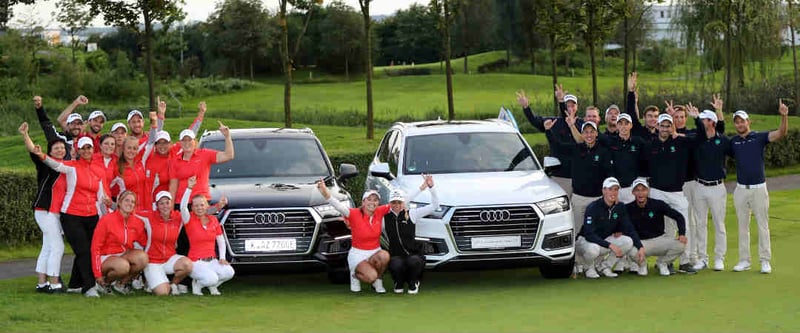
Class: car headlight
409,201,451,219
535,196,570,215
314,200,351,218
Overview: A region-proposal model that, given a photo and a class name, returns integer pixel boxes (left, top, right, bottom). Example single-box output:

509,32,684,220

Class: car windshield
403,132,538,174
203,137,331,179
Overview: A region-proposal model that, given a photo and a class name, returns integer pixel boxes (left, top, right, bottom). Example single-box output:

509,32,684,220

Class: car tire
327,266,350,284
539,259,575,279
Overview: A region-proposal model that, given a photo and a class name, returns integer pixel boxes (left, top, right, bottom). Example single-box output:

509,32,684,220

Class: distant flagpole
498,106,519,131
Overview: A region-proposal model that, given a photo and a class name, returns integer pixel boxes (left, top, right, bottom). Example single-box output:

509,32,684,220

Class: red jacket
119,162,152,211
91,210,147,278
43,157,108,217
140,210,182,264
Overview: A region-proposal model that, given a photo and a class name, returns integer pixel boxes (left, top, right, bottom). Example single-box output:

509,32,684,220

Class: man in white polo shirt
728,101,789,274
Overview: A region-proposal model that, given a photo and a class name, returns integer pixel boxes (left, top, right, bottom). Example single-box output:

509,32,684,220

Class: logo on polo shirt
715,139,721,145
648,211,654,218
594,155,600,161
631,145,637,152
612,212,618,219
670,146,676,153
586,216,592,225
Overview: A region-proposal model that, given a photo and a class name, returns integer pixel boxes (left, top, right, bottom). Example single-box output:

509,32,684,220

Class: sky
11,0,425,28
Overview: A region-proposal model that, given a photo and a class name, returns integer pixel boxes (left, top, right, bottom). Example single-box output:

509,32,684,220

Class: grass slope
2,189,800,332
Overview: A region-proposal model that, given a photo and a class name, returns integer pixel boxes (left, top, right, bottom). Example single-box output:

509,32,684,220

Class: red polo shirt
346,205,391,250
170,149,217,203
184,214,223,261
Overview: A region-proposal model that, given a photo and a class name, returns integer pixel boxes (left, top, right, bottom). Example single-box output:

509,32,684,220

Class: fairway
3,189,799,333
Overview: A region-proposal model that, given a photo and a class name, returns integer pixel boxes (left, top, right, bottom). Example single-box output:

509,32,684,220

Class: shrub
382,67,432,77
0,169,37,247
477,59,508,73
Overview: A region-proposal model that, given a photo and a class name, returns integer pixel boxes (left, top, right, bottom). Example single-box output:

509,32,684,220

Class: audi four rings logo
254,212,287,225
479,210,511,222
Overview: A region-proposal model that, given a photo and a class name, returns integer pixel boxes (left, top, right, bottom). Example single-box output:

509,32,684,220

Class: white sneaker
208,286,221,295
760,261,772,274
95,282,111,295
372,279,386,294
84,287,100,298
656,263,670,276
692,261,708,271
584,267,600,279
66,287,83,294
192,279,203,296
350,275,361,292
600,268,618,278
574,264,585,274
407,281,420,295
170,284,180,296
131,276,144,290
733,261,751,272
177,284,189,294
112,281,132,295
637,263,648,276
713,259,725,271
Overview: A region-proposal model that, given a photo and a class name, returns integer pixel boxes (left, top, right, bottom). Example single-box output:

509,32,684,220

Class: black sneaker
408,281,419,295
35,284,49,293
678,263,698,274
667,263,677,275
46,284,65,294
393,281,404,294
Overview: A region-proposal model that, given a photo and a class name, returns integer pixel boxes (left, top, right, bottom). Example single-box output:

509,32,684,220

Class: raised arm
317,180,350,218
180,176,196,224
409,175,439,220
56,95,88,131
518,90,546,132
190,101,206,135
215,121,235,163
768,99,789,142
625,72,639,120
18,123,37,153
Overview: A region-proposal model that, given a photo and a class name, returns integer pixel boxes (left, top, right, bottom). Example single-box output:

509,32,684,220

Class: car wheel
539,258,575,279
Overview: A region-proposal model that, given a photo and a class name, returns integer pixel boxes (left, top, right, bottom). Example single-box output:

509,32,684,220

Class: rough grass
2,189,799,332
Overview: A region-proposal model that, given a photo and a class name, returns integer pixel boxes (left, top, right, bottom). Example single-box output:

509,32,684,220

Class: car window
203,137,331,179
403,132,538,174
376,130,394,163
387,131,401,175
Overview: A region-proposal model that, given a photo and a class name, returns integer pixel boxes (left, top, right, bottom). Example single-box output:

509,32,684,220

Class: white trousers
733,185,771,263
576,235,637,271
649,188,692,265
34,210,64,277
571,194,600,237
693,183,727,262
631,234,686,265
191,259,235,288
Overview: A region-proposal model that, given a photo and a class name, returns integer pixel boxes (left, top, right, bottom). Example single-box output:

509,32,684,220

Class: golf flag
498,106,519,131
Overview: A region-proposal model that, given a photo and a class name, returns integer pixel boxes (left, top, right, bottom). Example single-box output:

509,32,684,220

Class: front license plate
245,239,297,252
470,236,521,249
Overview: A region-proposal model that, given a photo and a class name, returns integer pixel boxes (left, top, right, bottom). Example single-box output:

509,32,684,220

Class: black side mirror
338,163,358,183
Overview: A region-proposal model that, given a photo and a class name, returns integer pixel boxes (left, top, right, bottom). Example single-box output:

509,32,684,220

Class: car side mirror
369,162,394,180
338,163,358,183
543,156,561,177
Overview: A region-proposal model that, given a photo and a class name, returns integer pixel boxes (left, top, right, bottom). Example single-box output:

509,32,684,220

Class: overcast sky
11,0,425,28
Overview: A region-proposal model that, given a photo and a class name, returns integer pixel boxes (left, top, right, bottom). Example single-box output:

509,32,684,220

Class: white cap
127,110,143,122
581,121,598,132
66,113,83,124
111,122,127,133
155,191,172,203
605,104,620,113
631,178,649,189
179,129,196,140
362,190,380,201
388,189,406,203
733,110,749,120
77,136,94,148
602,177,620,189
88,110,106,121
617,113,632,123
564,94,578,104
155,130,171,143
657,113,673,124
699,110,718,123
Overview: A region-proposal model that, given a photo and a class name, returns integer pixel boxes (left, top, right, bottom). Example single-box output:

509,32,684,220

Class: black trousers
174,204,191,286
60,213,98,293
388,255,424,288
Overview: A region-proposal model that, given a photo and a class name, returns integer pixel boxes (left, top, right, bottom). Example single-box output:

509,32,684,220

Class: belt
696,178,723,186
198,257,215,262
737,183,766,189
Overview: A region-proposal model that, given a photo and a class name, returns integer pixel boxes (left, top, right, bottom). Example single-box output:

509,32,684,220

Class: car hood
393,171,565,207
209,177,334,209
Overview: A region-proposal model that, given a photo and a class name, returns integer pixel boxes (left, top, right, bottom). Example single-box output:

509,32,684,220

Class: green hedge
2,130,798,246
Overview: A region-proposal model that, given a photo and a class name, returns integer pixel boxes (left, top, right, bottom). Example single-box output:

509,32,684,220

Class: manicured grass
2,189,800,332
0,244,74,263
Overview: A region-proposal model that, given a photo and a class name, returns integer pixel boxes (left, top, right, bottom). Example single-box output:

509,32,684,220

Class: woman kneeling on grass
317,176,435,293
181,176,234,296
140,191,193,296
90,190,149,296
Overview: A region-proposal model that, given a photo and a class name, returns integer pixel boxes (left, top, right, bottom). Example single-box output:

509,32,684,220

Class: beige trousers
693,183,727,262
733,185,771,263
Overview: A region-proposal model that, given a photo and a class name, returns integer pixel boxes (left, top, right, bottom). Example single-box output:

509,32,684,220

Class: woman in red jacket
117,136,152,211
36,136,111,297
181,176,233,296
90,190,149,296
141,191,193,296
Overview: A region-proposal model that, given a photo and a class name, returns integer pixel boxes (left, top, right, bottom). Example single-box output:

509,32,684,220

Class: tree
278,0,321,128
78,0,185,113
531,0,574,112
208,0,274,79
575,0,625,107
317,1,362,80
0,0,35,31
790,0,800,115
358,0,374,139
453,0,495,74
430,0,457,121
612,0,650,106
54,0,93,64
374,4,441,66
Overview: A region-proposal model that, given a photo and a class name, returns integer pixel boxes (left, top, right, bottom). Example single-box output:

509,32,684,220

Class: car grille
222,209,317,255
449,206,540,252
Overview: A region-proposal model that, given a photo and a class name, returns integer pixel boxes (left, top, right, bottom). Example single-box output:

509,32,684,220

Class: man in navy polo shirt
728,101,789,274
